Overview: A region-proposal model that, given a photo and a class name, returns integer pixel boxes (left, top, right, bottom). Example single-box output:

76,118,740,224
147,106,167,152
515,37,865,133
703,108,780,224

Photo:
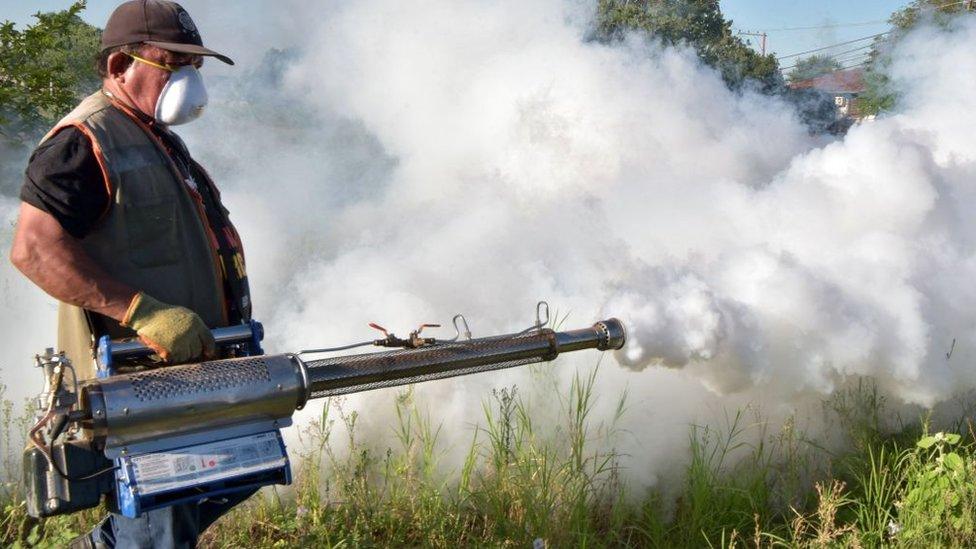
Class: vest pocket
124,199,181,267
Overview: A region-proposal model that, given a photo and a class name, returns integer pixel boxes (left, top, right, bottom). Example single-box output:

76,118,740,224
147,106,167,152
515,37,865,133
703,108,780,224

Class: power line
834,47,873,58
775,0,973,68
819,43,874,58
833,52,872,65
779,43,875,70
784,62,870,86
840,60,871,70
776,31,891,60
778,44,875,71
747,0,972,68
779,53,869,72
776,0,971,81
759,20,888,32
824,47,874,62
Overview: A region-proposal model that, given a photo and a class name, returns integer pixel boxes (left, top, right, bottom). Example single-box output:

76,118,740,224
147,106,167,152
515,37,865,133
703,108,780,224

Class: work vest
42,91,248,378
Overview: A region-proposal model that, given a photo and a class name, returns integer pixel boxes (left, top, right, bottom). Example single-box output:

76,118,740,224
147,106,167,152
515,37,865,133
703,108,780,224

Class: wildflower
887,519,901,537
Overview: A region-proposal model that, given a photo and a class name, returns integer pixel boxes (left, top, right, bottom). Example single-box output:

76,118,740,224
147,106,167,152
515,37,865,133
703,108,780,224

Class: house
789,68,867,120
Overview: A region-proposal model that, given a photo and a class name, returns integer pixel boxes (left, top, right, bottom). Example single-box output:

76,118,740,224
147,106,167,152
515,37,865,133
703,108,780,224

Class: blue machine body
94,321,291,518
113,430,291,518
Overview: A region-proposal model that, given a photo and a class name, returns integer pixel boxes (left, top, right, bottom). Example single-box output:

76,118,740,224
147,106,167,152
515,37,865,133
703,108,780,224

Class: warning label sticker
128,431,286,495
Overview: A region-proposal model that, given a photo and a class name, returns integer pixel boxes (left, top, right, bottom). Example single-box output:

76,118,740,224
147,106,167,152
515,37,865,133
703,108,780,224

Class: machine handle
96,321,264,377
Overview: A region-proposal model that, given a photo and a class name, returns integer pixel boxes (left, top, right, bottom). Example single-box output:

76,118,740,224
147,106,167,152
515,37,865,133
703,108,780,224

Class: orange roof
789,68,866,94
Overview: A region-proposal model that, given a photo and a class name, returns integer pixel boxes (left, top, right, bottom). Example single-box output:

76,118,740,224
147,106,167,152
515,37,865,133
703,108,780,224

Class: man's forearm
10,203,136,322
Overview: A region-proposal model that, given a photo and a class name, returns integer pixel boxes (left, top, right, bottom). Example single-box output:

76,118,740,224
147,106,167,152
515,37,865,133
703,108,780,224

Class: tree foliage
595,0,783,93
860,0,973,116
787,54,842,83
0,1,101,143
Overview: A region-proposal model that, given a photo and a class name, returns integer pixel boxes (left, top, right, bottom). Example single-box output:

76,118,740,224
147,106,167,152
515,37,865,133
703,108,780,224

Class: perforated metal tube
304,319,625,399
89,354,305,455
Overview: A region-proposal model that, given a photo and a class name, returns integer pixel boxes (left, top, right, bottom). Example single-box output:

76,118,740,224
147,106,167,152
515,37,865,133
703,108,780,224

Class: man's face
109,45,203,118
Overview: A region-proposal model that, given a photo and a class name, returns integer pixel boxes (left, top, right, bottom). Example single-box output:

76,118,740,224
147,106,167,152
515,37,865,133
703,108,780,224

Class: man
9,1,253,547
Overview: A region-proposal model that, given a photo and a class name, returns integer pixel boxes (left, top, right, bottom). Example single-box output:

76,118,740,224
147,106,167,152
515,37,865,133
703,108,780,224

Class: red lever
368,322,389,337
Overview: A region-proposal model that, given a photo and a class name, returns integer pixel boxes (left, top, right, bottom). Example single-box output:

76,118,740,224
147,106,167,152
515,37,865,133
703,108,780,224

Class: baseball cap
101,0,234,65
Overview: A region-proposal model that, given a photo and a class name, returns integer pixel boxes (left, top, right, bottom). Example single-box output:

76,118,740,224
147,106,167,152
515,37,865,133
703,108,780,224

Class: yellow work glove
122,292,216,364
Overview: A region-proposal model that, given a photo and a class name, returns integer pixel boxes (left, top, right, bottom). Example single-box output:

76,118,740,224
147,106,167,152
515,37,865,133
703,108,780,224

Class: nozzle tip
595,318,626,350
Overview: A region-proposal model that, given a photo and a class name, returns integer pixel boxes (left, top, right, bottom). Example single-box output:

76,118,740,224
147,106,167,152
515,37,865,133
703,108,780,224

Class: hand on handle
122,292,216,363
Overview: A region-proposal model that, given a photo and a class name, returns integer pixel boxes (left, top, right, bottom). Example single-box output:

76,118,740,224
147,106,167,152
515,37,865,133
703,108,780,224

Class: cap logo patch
177,10,197,34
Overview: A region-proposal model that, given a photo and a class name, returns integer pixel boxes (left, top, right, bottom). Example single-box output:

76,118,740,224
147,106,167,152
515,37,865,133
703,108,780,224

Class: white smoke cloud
260,0,976,405
0,197,58,400
3,0,976,487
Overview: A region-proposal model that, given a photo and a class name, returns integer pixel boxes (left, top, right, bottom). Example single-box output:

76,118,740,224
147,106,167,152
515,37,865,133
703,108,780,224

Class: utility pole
738,30,768,56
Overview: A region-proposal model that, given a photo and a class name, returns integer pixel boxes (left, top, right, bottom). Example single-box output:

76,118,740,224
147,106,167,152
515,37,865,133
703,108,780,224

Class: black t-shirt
20,127,110,239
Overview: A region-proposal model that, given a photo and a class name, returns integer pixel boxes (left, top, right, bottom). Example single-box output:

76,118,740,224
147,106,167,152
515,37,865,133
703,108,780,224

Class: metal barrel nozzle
303,318,626,399
553,318,626,353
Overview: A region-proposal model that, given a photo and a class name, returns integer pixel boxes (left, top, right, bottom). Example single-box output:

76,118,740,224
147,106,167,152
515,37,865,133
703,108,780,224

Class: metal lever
369,322,441,349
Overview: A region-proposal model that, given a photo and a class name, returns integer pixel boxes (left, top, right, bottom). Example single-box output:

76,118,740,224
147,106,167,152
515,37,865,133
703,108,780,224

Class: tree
787,54,842,83
595,0,783,93
0,1,101,144
859,0,973,115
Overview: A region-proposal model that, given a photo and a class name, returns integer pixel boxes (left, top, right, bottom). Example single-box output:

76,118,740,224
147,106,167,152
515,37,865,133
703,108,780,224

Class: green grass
5,373,976,548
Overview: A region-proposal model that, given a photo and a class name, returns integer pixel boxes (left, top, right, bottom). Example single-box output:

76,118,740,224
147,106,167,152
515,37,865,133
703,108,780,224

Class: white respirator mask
155,65,207,126
154,65,208,126
127,53,208,126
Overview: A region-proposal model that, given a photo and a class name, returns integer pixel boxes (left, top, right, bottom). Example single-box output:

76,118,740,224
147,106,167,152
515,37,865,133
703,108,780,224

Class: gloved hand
122,292,216,363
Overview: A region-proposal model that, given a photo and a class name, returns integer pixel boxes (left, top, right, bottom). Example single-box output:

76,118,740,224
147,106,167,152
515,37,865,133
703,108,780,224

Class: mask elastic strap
126,53,176,73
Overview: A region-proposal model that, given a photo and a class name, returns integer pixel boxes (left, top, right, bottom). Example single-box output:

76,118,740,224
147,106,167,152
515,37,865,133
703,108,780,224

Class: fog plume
2,0,976,485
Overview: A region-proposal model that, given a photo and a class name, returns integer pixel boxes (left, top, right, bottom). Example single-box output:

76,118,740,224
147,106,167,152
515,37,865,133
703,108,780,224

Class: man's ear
106,51,133,80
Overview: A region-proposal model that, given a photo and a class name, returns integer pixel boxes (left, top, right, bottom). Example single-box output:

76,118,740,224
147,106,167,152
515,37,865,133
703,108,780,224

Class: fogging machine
23,304,625,518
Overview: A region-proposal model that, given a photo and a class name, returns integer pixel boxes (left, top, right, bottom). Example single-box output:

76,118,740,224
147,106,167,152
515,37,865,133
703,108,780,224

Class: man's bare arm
9,202,136,322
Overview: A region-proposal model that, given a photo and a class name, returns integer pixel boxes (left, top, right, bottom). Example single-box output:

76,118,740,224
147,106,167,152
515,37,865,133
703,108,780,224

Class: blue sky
1,0,909,66
722,0,907,61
